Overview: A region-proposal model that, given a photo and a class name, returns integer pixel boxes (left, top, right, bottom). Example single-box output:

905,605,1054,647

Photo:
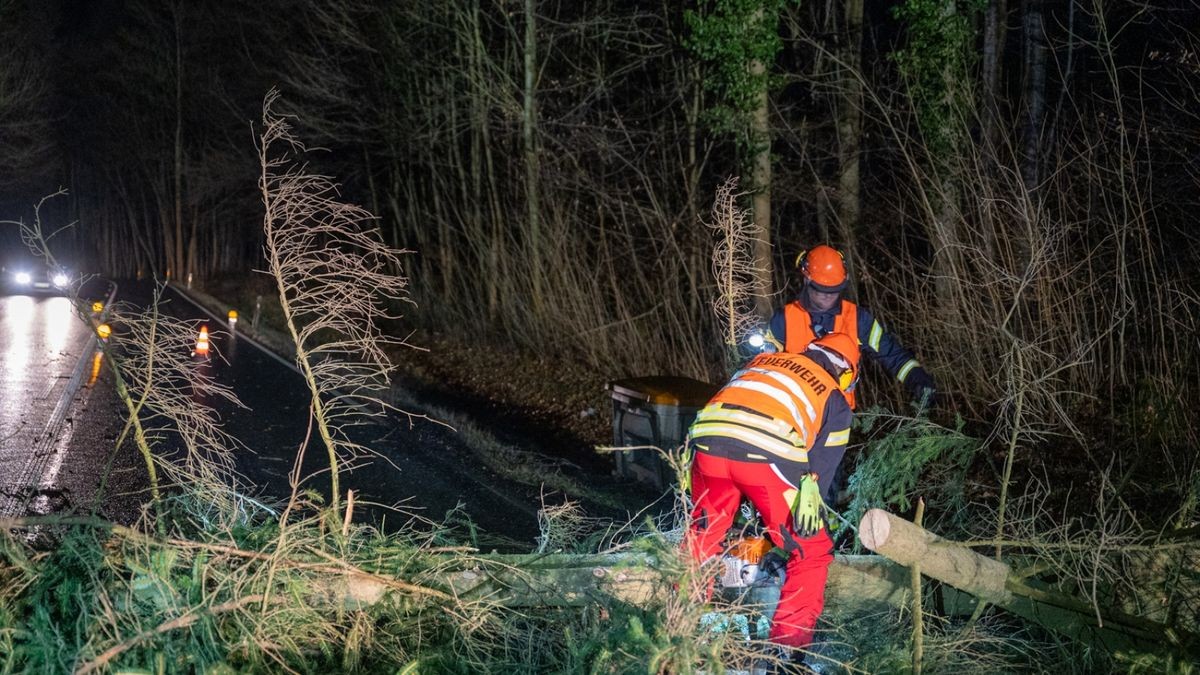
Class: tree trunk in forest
748,8,773,319
155,182,174,280
935,0,965,314
142,196,161,279
186,205,198,286
184,210,196,283
1051,0,1077,135
172,5,185,283
363,146,379,222
685,61,704,234
465,0,494,321
523,0,543,316
933,177,962,310
837,0,864,297
114,175,154,278
209,213,219,274
684,59,710,322
1021,0,1046,196
982,0,1008,154
171,10,182,279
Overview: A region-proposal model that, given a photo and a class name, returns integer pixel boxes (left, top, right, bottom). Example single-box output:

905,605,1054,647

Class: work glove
904,366,938,408
679,443,696,494
759,548,787,579
792,473,827,538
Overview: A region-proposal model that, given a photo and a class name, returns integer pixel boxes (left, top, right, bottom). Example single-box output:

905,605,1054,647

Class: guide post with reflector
91,301,104,314
194,325,210,356
89,351,104,387
228,309,238,330
96,323,112,342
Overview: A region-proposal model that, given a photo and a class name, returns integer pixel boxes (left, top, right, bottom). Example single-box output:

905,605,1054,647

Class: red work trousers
686,450,834,649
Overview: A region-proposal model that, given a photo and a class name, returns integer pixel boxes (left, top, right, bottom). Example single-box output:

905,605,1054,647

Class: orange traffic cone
195,325,210,356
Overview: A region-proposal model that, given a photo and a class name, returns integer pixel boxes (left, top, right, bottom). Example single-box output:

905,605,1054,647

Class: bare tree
707,177,762,367
9,192,245,517
257,90,413,511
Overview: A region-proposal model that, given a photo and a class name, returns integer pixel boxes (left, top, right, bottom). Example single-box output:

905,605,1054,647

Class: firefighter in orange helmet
685,333,857,666
764,244,936,408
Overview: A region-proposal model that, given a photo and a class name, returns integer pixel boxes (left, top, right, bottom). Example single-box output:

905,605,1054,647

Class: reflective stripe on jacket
783,299,861,408
689,352,839,465
766,298,925,406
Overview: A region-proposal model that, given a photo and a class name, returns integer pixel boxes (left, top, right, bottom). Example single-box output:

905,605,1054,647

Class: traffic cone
195,325,210,356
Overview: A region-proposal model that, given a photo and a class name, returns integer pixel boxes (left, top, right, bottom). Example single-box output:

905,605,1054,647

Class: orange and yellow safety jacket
765,296,926,408
688,351,852,481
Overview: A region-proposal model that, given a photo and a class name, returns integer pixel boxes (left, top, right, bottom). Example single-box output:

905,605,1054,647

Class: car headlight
52,273,69,288
14,272,31,285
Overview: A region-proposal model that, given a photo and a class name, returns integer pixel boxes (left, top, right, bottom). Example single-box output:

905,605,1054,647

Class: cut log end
857,508,1013,606
858,508,893,551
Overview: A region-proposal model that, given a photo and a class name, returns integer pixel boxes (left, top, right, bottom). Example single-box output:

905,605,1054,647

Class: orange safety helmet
808,332,859,392
795,245,848,293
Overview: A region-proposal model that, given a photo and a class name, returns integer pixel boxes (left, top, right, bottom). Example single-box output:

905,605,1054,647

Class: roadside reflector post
187,272,194,289
91,301,104,314
195,325,210,356
252,295,262,331
228,309,239,330
88,351,104,386
96,323,112,342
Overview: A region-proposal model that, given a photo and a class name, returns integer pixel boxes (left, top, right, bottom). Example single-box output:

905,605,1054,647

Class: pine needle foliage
841,605,1095,675
0,503,799,674
845,408,978,534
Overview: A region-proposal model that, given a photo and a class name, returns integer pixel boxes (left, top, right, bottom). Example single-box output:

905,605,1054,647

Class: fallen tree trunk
860,507,1011,605
858,508,1199,661
426,552,910,610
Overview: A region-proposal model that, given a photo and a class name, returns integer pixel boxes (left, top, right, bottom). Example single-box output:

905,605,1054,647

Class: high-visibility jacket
689,351,843,466
784,300,861,408
765,297,924,409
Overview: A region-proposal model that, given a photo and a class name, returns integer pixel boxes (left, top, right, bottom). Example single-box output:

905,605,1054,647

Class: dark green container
607,375,719,490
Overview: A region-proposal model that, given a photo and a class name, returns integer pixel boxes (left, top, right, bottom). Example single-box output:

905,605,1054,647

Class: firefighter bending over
764,244,936,408
685,333,857,667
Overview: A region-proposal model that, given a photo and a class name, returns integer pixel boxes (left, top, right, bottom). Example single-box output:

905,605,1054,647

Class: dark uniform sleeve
807,392,853,503
763,306,788,353
855,305,935,400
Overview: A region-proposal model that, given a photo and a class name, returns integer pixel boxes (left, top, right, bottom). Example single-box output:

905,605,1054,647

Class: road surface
0,281,641,548
0,292,99,517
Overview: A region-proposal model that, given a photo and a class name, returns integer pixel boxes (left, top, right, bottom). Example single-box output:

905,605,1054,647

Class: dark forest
1,0,1199,672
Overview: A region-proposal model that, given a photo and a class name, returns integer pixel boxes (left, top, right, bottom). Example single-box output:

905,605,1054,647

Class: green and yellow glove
679,443,696,493
792,473,826,537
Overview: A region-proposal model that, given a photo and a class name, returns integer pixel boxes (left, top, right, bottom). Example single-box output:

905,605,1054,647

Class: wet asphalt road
170,289,552,547
0,281,561,547
0,292,100,517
